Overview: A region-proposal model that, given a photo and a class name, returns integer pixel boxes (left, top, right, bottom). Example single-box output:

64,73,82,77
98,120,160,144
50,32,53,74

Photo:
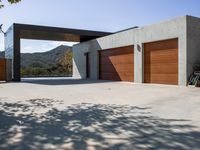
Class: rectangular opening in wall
21,39,78,78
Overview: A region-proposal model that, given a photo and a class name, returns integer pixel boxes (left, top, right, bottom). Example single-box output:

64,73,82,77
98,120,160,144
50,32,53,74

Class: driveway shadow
0,99,200,150
21,78,115,86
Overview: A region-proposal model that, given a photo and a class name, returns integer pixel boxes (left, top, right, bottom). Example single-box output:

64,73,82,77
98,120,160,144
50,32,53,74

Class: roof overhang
8,23,112,42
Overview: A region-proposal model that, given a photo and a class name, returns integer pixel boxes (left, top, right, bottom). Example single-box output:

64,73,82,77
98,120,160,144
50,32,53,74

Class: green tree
0,0,21,8
59,50,73,74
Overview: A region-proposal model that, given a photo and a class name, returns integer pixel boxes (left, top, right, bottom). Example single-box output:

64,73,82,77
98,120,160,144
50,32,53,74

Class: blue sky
0,0,200,53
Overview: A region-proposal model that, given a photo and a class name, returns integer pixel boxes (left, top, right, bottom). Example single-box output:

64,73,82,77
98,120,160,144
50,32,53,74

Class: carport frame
5,23,111,81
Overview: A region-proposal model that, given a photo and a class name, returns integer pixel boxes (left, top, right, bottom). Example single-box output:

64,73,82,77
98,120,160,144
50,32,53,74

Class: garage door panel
110,54,134,64
145,58,178,64
100,73,121,81
100,55,133,65
148,48,178,55
100,47,133,57
100,71,134,76
145,40,178,50
101,72,134,81
145,63,178,74
100,50,133,57
144,74,178,85
144,38,178,85
147,49,178,63
99,45,134,82
100,64,134,73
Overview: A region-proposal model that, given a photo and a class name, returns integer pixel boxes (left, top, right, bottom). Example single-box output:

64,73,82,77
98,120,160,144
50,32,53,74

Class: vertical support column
13,25,21,81
179,37,187,86
89,40,101,80
134,43,143,83
6,59,12,81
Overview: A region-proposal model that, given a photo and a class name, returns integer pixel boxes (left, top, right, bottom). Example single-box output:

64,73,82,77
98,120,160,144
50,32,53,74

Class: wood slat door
99,46,134,82
0,59,6,81
144,38,178,85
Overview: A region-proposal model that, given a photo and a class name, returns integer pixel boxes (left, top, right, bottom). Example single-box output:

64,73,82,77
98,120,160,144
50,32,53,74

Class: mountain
0,45,72,67
21,45,72,68
0,45,72,77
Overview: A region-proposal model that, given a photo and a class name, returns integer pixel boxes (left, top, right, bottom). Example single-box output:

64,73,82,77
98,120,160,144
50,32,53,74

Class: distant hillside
0,45,73,77
21,45,72,68
20,45,73,77
0,45,71,66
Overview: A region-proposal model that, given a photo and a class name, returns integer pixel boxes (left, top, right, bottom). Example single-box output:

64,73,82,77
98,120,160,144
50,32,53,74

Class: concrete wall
187,16,200,79
73,43,89,79
6,59,12,81
73,16,188,85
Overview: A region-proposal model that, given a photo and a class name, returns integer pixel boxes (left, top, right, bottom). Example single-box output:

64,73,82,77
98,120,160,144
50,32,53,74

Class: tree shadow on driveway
0,99,200,150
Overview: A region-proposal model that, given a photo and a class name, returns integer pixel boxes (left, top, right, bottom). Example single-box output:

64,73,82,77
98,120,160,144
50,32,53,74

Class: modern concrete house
73,15,200,86
3,15,200,86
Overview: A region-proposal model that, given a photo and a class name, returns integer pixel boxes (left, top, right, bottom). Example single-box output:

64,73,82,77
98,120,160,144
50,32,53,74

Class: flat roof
7,23,112,42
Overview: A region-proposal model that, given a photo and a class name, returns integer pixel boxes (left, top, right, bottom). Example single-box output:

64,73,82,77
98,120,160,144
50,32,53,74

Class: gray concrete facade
73,15,200,86
187,16,200,79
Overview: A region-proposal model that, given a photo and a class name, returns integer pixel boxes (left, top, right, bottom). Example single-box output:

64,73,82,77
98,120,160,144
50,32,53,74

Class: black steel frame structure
5,23,111,81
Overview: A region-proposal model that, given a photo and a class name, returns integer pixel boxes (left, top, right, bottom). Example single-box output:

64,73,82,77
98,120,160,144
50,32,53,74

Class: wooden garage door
99,45,134,82
0,59,6,81
144,38,178,85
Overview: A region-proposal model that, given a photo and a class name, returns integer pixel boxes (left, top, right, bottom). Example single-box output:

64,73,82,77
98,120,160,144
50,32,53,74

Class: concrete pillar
6,59,12,82
134,43,143,83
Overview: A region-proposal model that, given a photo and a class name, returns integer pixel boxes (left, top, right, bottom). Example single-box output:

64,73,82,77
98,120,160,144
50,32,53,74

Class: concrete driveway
0,78,200,150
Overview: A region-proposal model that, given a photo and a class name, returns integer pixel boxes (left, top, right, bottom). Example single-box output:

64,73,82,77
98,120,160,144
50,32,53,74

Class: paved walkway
0,78,200,149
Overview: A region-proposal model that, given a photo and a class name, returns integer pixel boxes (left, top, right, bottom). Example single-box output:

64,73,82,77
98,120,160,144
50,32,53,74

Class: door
144,38,178,85
99,45,134,82
85,52,90,78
